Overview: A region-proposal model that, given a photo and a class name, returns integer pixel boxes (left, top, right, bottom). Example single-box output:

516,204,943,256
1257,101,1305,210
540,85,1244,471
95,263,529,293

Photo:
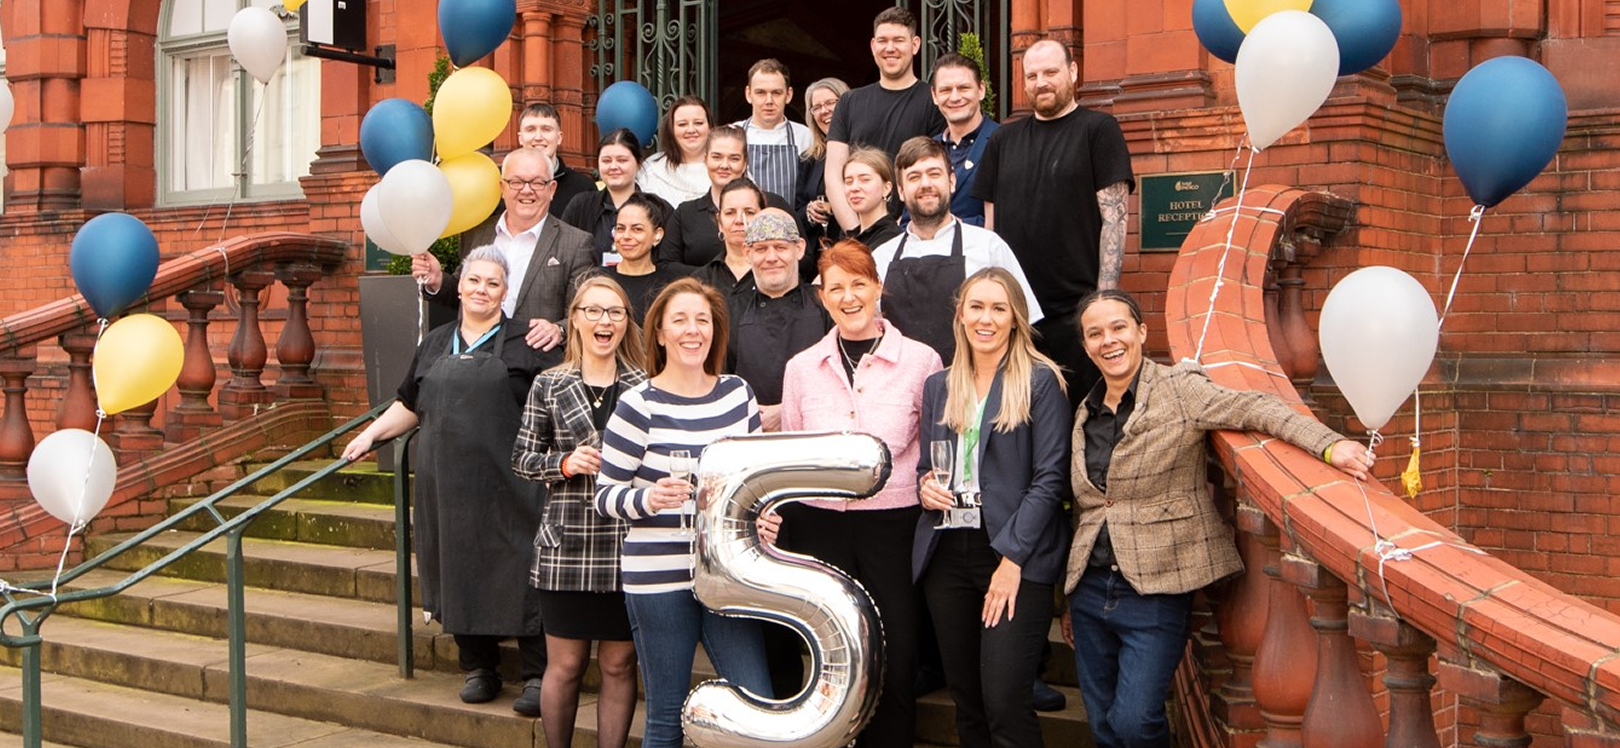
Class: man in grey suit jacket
414,147,599,351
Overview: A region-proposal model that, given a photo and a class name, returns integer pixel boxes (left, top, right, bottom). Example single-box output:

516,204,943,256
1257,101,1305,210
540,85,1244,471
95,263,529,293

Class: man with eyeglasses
823,6,945,233
415,147,597,354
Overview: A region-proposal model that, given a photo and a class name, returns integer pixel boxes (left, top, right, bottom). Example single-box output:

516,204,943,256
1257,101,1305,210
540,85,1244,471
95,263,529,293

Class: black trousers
1034,311,1099,409
454,633,547,681
921,527,1054,748
774,503,922,748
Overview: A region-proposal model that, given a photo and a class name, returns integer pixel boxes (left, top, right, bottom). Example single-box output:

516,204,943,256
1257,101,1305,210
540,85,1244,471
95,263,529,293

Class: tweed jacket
1065,360,1342,596
432,212,599,326
913,364,1073,586
512,362,649,592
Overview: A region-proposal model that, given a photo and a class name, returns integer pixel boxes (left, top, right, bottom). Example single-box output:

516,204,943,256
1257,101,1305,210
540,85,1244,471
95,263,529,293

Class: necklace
583,382,611,408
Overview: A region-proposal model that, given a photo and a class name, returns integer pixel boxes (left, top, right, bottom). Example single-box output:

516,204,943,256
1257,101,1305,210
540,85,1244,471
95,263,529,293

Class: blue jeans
625,589,773,748
1068,566,1194,748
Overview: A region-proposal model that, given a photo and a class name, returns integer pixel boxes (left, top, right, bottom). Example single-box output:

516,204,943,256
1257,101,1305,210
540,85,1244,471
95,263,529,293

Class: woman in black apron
343,245,550,713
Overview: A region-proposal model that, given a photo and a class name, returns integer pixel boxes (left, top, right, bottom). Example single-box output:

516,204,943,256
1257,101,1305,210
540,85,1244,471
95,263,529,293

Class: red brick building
0,1,1616,742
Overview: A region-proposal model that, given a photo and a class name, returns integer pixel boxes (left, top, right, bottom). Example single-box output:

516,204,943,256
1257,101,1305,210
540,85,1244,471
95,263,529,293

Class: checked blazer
1065,360,1343,596
512,363,649,592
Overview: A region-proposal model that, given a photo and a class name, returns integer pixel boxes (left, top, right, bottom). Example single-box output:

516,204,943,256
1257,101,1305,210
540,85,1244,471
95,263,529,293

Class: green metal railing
0,401,416,748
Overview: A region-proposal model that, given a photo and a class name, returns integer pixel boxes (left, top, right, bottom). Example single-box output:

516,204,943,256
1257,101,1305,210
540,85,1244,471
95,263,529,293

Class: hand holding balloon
410,249,444,293
1327,439,1374,481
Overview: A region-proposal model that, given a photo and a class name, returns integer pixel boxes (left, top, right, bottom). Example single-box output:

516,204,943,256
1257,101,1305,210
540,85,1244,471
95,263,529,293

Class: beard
1030,85,1075,118
907,192,950,224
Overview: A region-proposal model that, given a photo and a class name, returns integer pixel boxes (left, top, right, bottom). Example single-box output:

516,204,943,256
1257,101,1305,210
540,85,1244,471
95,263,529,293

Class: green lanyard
961,396,986,486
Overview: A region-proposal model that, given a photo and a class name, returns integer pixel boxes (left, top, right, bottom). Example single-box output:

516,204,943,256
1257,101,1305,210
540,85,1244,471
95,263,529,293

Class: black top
560,188,673,257
603,264,688,323
835,335,879,382
973,106,1135,315
656,190,795,270
396,318,555,411
854,214,902,250
827,79,946,158
552,161,599,222
725,282,832,405
690,259,753,298
1080,370,1140,567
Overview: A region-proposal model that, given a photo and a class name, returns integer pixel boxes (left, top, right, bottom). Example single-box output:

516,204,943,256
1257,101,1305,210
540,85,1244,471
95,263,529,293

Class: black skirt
537,589,633,641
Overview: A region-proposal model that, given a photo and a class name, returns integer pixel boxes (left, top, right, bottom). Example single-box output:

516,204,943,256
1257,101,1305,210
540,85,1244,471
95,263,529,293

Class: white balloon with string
360,183,411,256
28,428,117,529
1235,10,1340,151
1319,266,1439,433
227,6,288,85
376,159,454,256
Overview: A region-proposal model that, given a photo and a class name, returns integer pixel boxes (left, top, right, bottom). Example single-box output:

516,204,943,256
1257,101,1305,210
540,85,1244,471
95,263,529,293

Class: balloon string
1438,205,1486,329
1190,145,1258,363
217,82,272,247
49,412,108,598
416,278,428,345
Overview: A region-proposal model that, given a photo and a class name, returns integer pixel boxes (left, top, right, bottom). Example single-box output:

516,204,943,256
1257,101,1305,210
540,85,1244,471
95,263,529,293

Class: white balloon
1319,266,1439,432
1235,10,1340,150
27,429,117,528
376,159,454,255
0,79,13,135
227,6,287,85
361,184,412,256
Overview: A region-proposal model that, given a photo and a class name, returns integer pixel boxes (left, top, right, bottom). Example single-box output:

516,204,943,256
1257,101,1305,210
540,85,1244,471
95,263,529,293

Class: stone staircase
0,461,1091,747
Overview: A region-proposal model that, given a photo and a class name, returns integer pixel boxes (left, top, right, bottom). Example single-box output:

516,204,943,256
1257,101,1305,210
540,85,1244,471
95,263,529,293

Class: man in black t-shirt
824,6,945,233
974,39,1134,402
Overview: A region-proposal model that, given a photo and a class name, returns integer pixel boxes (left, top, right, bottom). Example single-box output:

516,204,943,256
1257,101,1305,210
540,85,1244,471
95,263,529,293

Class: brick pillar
4,0,88,211
81,6,158,210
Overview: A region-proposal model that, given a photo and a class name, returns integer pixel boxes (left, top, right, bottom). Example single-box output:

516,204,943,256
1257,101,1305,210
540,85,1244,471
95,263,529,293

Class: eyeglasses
576,305,628,322
810,102,837,114
504,178,554,191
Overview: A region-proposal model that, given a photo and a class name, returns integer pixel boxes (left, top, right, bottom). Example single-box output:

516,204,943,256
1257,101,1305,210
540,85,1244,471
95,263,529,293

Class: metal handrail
0,399,408,748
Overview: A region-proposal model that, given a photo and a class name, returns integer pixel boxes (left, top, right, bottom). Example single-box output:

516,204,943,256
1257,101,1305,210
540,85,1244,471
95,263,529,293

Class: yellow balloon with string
432,67,514,159
93,314,184,415
439,152,502,238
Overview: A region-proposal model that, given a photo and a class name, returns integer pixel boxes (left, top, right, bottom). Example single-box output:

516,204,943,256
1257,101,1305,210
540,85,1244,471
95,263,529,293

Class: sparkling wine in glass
669,449,695,537
930,440,955,528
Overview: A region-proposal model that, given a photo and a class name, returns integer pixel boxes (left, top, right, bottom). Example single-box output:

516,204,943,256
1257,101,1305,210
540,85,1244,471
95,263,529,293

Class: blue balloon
438,0,516,68
596,81,659,147
1192,0,1245,65
1443,56,1567,209
70,213,160,319
1310,0,1402,76
360,99,434,177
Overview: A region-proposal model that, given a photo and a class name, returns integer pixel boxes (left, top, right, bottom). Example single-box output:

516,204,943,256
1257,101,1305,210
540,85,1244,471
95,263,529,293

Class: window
159,0,319,204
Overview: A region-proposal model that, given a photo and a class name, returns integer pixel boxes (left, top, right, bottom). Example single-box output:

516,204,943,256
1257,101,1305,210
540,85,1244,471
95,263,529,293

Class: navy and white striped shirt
593,375,761,594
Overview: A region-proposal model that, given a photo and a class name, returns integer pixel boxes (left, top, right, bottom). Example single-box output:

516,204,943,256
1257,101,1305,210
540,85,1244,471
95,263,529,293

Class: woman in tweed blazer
512,276,648,748
1063,289,1373,748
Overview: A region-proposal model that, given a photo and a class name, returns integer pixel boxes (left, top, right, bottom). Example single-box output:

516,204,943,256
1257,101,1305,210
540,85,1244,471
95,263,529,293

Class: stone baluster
0,350,39,481
1439,660,1545,748
1350,609,1442,748
1285,556,1383,748
1277,231,1323,400
219,270,275,419
1216,503,1273,734
166,290,225,442
273,264,322,399
56,331,99,431
108,396,163,462
1251,532,1317,748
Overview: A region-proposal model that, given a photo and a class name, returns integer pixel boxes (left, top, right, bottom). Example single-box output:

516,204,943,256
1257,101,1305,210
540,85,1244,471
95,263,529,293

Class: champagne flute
930,440,955,529
669,449,695,537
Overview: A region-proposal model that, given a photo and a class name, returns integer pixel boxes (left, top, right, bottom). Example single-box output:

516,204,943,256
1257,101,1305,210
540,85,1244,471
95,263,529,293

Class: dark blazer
434,212,599,326
913,364,1072,586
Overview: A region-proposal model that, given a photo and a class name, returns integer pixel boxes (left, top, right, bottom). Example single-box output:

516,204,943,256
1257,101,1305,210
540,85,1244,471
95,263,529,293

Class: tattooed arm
1096,181,1129,290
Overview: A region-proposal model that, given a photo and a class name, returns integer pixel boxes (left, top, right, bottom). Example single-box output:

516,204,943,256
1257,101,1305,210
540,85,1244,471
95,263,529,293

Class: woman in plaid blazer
1063,289,1374,748
513,276,648,748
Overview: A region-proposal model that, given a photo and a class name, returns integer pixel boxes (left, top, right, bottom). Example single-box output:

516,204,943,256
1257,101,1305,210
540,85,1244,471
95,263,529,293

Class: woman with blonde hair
914,267,1072,748
798,77,849,232
843,146,901,249
512,275,648,745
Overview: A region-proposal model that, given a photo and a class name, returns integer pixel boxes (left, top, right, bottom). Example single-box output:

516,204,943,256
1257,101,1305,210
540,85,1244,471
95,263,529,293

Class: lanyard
452,324,502,355
961,395,987,486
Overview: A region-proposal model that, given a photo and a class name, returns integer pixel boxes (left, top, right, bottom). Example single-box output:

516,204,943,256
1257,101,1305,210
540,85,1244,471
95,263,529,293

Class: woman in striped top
593,277,773,748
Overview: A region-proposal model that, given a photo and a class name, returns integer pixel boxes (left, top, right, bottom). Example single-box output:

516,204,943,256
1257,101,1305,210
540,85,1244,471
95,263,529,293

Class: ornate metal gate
589,0,718,110
917,0,1009,117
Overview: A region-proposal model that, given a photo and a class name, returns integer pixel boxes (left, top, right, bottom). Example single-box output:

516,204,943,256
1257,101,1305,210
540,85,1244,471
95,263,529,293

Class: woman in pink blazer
760,239,943,748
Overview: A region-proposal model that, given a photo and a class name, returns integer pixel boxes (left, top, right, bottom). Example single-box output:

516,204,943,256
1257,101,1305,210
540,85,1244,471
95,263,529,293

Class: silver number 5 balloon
683,432,892,748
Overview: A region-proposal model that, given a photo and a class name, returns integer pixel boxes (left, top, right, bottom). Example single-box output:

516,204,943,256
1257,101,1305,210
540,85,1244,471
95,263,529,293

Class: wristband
1322,444,1334,464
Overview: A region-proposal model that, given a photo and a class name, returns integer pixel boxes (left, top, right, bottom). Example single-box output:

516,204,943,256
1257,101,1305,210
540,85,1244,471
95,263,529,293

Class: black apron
744,117,799,206
884,221,966,362
414,324,545,636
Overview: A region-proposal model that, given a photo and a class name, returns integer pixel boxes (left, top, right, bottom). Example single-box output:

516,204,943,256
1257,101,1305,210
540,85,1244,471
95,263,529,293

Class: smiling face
1022,41,1077,119
870,22,920,81
746,229,804,297
571,284,630,362
745,70,791,127
501,149,556,231
899,154,955,223
598,143,638,191
612,203,661,264
672,104,711,159
843,161,889,217
820,264,881,338
957,277,1013,361
719,188,763,250
458,259,508,320
517,114,561,160
809,87,839,132
1080,298,1148,389
706,136,748,189
931,64,985,128
657,292,715,373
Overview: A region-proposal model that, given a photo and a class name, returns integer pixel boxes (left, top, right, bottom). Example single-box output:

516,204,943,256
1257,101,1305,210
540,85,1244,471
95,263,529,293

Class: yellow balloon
93,314,184,415
439,152,502,237
284,0,307,11
1223,0,1312,33
433,67,513,158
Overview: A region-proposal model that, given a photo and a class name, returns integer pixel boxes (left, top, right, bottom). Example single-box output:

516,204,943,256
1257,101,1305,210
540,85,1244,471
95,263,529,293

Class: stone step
0,666,452,748
246,461,398,506
168,495,399,550
85,530,418,605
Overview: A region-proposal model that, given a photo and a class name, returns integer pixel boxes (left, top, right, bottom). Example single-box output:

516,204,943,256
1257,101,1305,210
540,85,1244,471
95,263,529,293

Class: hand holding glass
930,440,955,528
669,450,696,537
